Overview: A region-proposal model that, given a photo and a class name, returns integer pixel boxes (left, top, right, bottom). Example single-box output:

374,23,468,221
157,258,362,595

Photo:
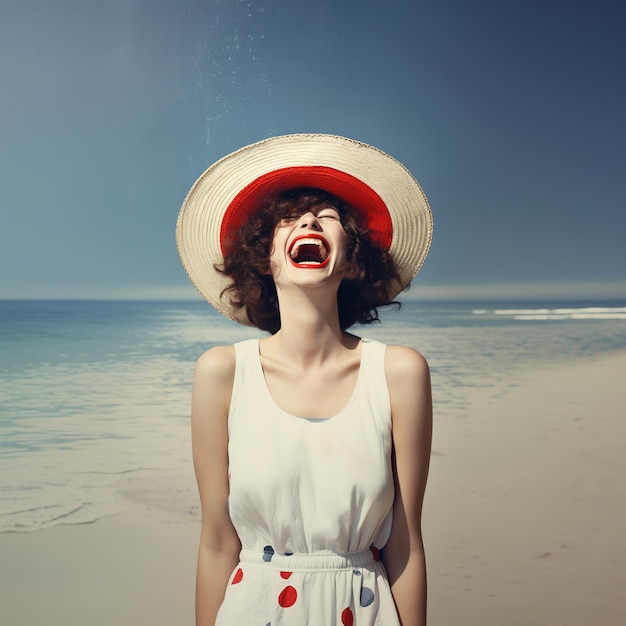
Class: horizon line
0,281,625,302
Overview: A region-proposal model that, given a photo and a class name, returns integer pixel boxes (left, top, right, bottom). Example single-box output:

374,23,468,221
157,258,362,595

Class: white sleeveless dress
214,337,401,625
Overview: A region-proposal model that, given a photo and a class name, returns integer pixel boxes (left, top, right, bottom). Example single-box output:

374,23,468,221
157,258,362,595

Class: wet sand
0,498,198,626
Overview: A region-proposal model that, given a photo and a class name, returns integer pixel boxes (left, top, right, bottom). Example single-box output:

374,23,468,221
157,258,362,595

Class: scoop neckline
253,338,366,423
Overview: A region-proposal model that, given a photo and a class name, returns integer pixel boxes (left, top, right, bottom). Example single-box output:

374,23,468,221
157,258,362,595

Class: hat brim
176,133,433,324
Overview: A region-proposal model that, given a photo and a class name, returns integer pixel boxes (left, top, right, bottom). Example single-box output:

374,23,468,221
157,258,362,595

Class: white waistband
239,547,378,571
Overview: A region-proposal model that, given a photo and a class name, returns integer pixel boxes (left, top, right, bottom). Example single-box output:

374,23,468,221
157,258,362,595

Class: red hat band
219,166,393,255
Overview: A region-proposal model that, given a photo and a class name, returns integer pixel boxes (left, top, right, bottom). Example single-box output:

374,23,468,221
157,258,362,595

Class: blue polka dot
360,586,375,607
263,545,275,562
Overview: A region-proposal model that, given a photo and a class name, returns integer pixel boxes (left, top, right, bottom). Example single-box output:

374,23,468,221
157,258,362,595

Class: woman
176,134,433,625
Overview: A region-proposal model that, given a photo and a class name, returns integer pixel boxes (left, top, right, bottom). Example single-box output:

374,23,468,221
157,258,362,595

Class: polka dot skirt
214,546,401,625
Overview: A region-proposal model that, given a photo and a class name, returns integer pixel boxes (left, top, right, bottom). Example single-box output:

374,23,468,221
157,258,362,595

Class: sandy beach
0,497,198,626
426,349,626,625
1,349,624,626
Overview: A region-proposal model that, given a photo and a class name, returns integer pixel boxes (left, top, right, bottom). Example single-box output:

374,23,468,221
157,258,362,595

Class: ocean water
1,299,625,533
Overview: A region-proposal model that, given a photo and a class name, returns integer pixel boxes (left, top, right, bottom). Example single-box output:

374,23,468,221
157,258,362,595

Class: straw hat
176,133,433,324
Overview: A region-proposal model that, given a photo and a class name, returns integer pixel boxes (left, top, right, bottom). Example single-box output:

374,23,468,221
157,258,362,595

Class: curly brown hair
218,188,403,334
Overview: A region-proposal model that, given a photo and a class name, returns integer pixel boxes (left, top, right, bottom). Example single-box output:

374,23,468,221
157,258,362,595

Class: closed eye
317,210,341,220
279,215,300,226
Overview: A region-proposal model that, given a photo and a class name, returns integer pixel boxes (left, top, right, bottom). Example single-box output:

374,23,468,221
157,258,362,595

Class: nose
298,212,322,231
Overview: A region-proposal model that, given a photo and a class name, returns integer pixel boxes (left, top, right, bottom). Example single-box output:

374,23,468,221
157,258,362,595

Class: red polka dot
278,585,298,608
341,607,354,626
231,568,243,584
280,571,292,579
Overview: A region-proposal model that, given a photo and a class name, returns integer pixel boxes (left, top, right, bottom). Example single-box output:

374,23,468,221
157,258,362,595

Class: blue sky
1,0,624,300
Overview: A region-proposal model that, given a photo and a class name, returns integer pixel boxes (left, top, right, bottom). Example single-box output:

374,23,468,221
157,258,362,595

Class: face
269,205,348,290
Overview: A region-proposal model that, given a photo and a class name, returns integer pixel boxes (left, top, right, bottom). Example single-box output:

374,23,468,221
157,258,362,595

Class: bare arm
382,346,433,626
191,346,241,626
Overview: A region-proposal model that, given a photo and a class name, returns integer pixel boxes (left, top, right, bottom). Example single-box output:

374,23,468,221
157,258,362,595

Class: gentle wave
0,495,122,532
473,306,626,321
513,313,626,321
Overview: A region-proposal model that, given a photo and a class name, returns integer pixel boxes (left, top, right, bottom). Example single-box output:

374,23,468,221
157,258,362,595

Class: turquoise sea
1,299,625,532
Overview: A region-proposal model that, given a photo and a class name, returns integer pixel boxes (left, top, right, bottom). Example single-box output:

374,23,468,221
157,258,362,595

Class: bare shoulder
194,344,236,382
384,345,430,386
384,345,432,433
192,345,236,418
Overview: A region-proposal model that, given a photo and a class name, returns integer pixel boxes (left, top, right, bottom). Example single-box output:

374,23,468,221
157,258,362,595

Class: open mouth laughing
288,234,330,268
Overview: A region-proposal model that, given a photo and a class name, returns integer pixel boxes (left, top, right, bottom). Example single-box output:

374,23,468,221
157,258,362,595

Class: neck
270,285,353,366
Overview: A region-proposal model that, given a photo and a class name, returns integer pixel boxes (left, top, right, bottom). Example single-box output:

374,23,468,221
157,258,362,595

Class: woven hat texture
176,133,433,324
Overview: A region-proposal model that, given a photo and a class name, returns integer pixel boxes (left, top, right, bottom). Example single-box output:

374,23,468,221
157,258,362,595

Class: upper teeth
290,238,328,261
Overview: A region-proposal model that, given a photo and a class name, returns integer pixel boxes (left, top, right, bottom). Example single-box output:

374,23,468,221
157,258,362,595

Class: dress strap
359,338,391,424
228,339,262,432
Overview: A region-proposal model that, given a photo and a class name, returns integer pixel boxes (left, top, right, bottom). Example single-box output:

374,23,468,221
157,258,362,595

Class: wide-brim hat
176,133,433,325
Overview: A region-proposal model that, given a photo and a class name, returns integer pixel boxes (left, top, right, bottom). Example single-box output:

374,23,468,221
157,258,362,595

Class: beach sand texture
426,349,626,626
1,350,624,625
